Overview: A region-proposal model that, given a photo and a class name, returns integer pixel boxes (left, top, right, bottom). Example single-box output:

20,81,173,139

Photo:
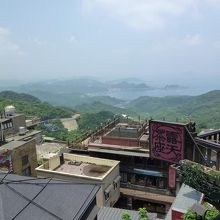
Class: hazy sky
0,0,220,85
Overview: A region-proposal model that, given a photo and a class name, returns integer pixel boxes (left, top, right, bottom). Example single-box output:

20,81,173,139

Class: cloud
183,34,203,46
213,41,220,49
68,35,78,44
82,0,198,30
0,26,24,56
82,0,220,30
32,37,47,46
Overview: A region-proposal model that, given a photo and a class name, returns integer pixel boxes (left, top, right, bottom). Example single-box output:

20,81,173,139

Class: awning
133,168,167,177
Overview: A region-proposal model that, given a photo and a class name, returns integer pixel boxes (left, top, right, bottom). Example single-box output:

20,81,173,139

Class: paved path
60,114,80,131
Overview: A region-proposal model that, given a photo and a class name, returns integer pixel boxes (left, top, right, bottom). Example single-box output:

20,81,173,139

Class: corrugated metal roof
98,207,157,220
98,207,139,220
0,173,100,220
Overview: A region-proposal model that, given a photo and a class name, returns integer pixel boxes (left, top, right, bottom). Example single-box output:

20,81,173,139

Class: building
0,172,100,220
165,184,204,220
87,119,177,216
4,105,26,134
0,118,13,144
84,118,200,217
36,153,120,207
0,137,38,176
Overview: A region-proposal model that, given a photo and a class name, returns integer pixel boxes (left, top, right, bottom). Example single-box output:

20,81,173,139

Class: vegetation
121,211,132,220
204,210,220,220
183,209,197,220
127,90,220,130
37,111,115,143
0,90,41,103
2,89,220,141
121,208,149,220
0,91,74,120
180,160,220,206
183,208,220,220
138,208,149,220
75,101,134,115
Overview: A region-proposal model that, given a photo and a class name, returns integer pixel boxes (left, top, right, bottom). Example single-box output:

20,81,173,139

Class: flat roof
106,126,140,138
89,147,149,158
89,142,144,150
37,153,119,181
55,161,111,178
0,139,33,151
13,130,41,141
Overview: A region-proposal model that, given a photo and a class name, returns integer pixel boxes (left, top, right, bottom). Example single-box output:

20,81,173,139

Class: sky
0,0,220,86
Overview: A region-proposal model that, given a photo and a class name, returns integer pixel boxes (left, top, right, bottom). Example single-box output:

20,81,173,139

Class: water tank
19,126,26,135
5,105,16,117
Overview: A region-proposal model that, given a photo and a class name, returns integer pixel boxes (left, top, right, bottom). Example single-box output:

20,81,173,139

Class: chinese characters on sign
150,121,185,163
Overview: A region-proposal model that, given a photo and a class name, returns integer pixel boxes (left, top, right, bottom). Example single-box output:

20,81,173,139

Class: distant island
162,84,188,90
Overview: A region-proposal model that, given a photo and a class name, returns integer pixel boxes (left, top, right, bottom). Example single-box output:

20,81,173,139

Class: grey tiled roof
0,173,100,220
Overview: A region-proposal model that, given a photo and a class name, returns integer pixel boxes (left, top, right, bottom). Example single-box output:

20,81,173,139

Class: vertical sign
169,166,176,188
150,121,185,164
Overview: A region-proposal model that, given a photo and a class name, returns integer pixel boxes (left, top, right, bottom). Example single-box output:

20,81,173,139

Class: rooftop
36,153,119,181
0,139,34,151
36,142,66,160
0,172,100,220
55,161,111,177
106,126,140,138
88,147,149,158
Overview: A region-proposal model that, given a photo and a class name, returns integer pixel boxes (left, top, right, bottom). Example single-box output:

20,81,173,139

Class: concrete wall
48,156,60,170
102,162,120,207
11,114,26,133
11,139,38,176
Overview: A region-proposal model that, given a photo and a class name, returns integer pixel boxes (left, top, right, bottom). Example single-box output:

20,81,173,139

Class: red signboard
150,121,185,164
169,166,177,188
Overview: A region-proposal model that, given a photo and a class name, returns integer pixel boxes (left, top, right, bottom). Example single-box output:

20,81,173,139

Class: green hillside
129,90,220,129
0,90,41,103
75,101,134,115
0,91,74,120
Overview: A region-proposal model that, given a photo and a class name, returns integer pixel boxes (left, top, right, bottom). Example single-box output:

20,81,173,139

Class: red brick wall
102,136,139,147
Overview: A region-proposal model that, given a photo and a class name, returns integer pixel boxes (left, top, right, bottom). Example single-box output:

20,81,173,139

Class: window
113,182,117,189
120,172,127,183
22,155,29,166
113,176,121,189
104,192,110,201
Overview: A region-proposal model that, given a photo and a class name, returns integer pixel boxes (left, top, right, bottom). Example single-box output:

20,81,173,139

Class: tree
122,211,132,220
138,208,149,220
